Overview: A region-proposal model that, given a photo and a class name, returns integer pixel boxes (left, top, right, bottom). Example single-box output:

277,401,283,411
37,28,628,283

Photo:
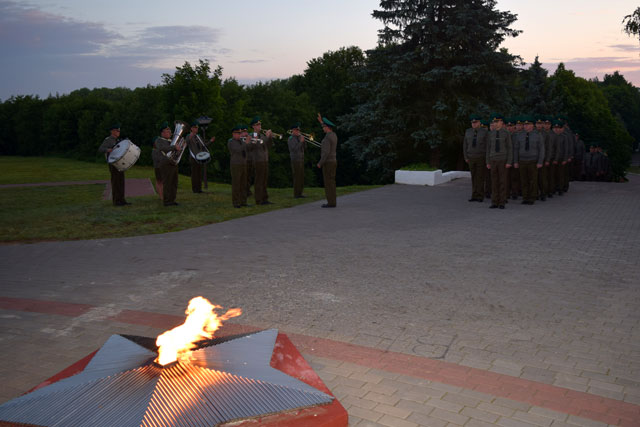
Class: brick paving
1,175,639,426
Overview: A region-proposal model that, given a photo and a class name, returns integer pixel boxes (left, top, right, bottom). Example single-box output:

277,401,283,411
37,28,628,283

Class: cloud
541,56,640,85
609,43,640,53
0,0,226,98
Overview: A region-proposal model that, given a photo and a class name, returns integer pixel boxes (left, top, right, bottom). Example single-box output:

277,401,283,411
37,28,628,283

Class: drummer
185,121,211,193
98,123,129,206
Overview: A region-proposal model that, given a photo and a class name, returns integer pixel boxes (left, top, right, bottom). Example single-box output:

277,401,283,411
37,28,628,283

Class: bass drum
108,139,141,172
195,151,211,164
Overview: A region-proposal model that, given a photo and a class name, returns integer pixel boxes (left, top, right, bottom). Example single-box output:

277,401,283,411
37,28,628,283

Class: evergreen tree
599,72,640,151
343,0,521,182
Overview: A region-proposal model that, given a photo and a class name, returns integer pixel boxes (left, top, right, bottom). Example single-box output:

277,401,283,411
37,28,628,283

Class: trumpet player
228,124,249,208
317,113,338,208
288,122,306,198
250,116,274,205
153,121,181,206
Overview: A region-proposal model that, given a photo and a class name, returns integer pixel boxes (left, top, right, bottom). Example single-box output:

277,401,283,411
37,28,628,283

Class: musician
316,113,338,208
288,122,306,198
185,121,213,193
228,124,249,208
154,122,181,206
250,116,274,205
98,124,129,206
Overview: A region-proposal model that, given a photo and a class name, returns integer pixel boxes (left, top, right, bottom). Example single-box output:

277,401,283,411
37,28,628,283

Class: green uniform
486,128,512,208
154,137,179,205
98,135,127,206
250,133,273,204
514,130,545,204
186,133,207,193
318,131,338,207
228,137,248,207
508,130,522,199
463,127,488,201
288,134,306,198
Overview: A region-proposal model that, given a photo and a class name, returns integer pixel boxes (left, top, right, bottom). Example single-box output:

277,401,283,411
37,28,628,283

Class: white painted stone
394,170,470,186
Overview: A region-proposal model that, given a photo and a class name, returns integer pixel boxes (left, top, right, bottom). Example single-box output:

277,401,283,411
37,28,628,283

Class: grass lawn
0,156,379,243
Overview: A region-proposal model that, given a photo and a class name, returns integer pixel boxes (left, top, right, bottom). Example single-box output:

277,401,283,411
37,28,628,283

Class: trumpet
287,129,322,148
261,129,283,140
240,136,262,144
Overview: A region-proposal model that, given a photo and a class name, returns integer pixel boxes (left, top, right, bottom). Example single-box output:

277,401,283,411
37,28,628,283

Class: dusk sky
1,0,638,100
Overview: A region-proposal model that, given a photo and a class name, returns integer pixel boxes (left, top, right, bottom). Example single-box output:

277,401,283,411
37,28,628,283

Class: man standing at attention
154,122,181,206
228,125,249,208
463,114,488,202
317,113,338,208
98,124,129,206
513,117,545,205
288,122,307,198
486,114,513,209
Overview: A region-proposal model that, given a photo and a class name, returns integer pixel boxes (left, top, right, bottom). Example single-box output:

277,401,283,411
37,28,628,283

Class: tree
623,7,640,42
549,65,632,180
343,0,522,182
599,72,640,151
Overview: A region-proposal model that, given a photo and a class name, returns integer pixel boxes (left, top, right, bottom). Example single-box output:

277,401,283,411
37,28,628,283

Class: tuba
166,121,189,165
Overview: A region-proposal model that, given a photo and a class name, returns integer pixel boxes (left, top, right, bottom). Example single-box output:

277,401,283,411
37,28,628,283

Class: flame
155,296,242,366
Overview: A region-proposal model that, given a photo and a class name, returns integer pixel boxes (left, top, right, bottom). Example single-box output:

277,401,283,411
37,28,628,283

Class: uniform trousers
291,160,304,197
189,157,203,193
562,161,571,192
507,167,520,198
518,161,538,203
160,163,178,205
254,161,269,204
468,157,486,200
489,160,508,206
538,164,549,199
230,164,247,207
108,164,126,205
322,161,337,207
246,159,254,196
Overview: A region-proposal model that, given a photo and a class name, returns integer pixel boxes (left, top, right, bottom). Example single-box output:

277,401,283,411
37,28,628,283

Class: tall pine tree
342,0,521,181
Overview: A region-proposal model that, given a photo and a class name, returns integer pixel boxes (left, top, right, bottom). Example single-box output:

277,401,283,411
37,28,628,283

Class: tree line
0,0,637,184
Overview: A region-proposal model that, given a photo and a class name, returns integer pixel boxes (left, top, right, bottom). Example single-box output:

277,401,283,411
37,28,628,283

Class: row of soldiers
463,114,599,209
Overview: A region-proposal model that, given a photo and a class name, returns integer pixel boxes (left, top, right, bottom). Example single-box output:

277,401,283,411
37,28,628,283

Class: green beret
469,114,482,122
109,123,121,130
290,122,301,130
159,121,170,131
322,117,336,128
250,116,261,126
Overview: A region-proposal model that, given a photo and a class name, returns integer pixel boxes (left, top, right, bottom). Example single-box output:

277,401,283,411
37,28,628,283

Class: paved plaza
1,174,639,426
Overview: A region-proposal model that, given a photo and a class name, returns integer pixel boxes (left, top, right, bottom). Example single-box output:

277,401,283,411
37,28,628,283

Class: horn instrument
166,120,189,165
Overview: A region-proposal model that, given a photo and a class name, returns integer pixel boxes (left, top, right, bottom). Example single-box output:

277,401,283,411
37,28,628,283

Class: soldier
185,121,213,194
535,117,550,201
506,117,521,200
288,122,307,198
486,114,513,209
249,117,274,205
98,124,129,206
583,145,597,181
513,117,545,205
551,120,568,195
463,114,488,202
573,131,585,180
560,117,575,192
317,113,338,208
154,122,181,206
482,120,492,199
228,124,249,208
543,117,556,198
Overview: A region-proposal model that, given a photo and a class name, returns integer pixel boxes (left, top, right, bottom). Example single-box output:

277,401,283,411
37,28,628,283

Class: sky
0,0,638,100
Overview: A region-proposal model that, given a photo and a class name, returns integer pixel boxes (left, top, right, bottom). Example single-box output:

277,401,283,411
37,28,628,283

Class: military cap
481,120,489,127
109,123,121,130
505,117,515,125
191,120,199,127
515,116,524,124
240,124,248,131
522,115,534,124
544,115,553,123
232,124,243,132
322,117,336,128
552,120,563,128
469,114,482,122
290,122,301,130
250,116,261,126
159,121,170,131
535,116,545,123
491,114,505,122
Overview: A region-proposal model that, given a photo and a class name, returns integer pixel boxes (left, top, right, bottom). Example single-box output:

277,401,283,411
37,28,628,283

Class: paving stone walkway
1,175,639,426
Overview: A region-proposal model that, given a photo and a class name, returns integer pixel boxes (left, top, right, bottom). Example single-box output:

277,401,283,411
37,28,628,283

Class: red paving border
2,297,639,426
